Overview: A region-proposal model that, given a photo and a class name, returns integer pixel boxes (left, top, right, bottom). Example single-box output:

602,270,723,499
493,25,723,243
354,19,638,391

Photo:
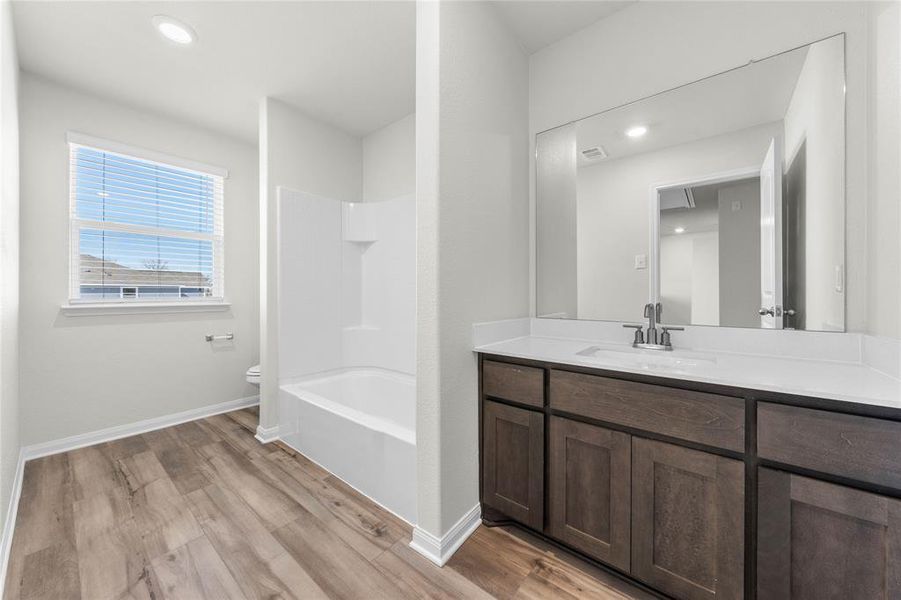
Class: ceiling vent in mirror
581,146,608,161
659,187,696,211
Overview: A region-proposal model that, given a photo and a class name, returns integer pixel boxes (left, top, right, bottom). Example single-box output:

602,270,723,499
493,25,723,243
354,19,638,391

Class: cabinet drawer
483,360,544,408
550,370,744,452
758,402,901,489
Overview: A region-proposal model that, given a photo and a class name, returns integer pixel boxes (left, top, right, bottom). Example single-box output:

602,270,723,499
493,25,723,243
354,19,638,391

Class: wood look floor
4,408,651,600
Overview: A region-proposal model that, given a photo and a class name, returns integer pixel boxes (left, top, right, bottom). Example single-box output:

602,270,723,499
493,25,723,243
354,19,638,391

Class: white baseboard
22,395,260,461
410,503,481,567
0,449,26,596
254,424,280,444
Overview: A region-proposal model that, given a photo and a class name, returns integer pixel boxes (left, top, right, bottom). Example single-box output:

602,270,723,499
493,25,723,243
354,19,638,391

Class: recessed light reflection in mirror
626,125,648,138
152,15,196,45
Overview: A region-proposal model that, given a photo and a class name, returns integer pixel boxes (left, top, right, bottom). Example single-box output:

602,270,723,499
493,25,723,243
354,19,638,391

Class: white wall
535,123,577,318
660,234,693,324
277,189,343,382
530,1,872,333
784,36,846,331
718,179,762,328
660,232,720,326
0,0,20,539
258,97,361,430
690,232,720,326
867,2,901,339
359,114,416,374
363,113,415,203
19,74,260,445
416,0,530,539
576,122,780,322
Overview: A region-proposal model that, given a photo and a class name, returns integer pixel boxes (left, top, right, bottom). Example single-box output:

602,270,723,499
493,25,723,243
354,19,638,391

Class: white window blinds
68,136,225,303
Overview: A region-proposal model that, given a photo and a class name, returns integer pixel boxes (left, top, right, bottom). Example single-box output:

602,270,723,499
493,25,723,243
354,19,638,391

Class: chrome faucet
622,302,683,351
644,302,661,345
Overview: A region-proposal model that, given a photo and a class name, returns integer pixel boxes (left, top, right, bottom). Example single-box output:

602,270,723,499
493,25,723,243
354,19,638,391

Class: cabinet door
482,399,544,529
758,468,901,599
632,437,744,600
548,417,631,572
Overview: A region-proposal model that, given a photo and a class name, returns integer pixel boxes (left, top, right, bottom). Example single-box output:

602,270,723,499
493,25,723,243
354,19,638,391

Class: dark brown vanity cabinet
757,468,901,599
757,403,901,599
632,438,745,600
548,417,631,571
482,399,544,529
479,355,901,599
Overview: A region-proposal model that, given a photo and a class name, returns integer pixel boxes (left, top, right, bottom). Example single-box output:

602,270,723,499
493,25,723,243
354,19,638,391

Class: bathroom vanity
498,24,901,599
476,340,901,599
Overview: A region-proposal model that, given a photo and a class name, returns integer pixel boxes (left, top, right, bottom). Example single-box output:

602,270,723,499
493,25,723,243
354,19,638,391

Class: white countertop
474,331,901,411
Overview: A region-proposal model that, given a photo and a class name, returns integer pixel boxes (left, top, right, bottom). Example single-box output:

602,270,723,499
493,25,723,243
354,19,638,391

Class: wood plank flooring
4,408,651,600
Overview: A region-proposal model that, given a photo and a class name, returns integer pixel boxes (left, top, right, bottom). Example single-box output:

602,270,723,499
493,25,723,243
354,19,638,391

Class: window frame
65,132,228,310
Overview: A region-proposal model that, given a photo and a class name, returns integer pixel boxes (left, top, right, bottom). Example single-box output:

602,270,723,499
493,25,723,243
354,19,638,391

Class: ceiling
12,1,416,143
574,44,809,166
490,1,632,54
13,1,634,144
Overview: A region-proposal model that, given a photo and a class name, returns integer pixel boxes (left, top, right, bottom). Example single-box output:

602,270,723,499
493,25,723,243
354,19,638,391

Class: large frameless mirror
536,34,845,331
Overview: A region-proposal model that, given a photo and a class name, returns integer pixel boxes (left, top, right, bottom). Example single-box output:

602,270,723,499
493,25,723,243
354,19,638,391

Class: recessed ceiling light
674,226,685,234
626,125,648,138
152,15,196,45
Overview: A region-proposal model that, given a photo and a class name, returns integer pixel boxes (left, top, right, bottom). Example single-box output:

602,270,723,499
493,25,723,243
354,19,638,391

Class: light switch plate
634,254,648,270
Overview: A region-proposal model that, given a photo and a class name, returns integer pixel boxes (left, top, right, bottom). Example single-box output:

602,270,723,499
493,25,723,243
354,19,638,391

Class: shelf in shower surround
342,202,378,241
343,325,380,332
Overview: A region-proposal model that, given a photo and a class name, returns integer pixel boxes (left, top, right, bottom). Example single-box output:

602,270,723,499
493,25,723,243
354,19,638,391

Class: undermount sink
575,345,717,370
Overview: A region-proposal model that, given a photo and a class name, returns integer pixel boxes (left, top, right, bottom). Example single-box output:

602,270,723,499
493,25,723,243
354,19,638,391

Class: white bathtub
278,368,417,523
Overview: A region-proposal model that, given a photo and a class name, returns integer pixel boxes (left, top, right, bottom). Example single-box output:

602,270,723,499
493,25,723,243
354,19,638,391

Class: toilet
246,364,261,385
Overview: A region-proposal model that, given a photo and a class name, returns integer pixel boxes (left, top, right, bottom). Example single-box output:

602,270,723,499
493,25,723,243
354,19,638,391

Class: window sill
60,301,232,317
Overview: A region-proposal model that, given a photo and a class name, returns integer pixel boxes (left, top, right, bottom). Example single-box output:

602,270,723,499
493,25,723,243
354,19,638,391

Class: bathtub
278,368,417,523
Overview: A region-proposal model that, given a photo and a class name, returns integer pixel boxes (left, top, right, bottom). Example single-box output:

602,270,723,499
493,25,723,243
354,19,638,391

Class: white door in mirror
759,138,783,329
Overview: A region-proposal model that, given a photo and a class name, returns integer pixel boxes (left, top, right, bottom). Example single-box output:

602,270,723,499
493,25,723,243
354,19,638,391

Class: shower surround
276,187,416,523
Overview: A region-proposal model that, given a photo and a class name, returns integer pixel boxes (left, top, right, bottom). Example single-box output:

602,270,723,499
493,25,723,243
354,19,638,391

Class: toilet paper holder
205,333,234,342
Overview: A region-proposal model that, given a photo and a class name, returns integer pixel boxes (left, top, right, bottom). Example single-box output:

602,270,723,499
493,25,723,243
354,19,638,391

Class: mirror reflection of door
759,138,784,329
658,173,762,328
783,140,806,330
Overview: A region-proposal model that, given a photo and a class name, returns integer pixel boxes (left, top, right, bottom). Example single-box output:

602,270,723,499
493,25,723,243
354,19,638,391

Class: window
68,134,226,305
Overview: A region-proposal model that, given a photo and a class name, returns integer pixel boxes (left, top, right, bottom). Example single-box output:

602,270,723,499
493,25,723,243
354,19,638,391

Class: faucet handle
659,326,683,350
623,323,645,345
643,303,653,318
